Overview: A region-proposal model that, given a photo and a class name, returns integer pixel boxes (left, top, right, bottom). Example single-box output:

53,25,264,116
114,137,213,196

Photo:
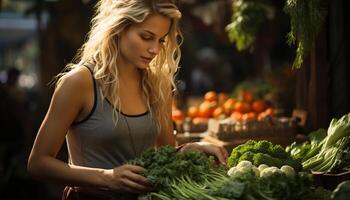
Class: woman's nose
148,44,160,55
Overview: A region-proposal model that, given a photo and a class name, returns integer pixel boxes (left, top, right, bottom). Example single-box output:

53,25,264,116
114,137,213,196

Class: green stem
302,156,323,170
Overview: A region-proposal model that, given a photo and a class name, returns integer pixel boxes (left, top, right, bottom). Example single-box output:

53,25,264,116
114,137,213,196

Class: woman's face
118,14,171,70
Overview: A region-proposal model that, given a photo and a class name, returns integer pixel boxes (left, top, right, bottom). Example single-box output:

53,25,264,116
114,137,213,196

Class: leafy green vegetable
127,145,226,199
140,156,331,200
284,0,329,69
309,128,327,144
226,0,266,51
287,141,312,160
210,178,246,199
225,163,330,200
324,113,350,149
253,152,284,167
303,136,350,172
286,128,327,162
301,113,350,172
228,140,302,171
281,165,295,177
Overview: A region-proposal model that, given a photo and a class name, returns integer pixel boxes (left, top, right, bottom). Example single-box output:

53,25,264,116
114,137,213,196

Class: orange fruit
258,112,267,121
172,109,184,122
230,111,242,122
187,106,199,118
234,101,251,114
212,107,225,119
198,101,216,118
242,112,257,121
223,98,236,114
192,117,208,125
264,108,274,117
257,108,274,120
252,100,267,113
204,91,217,102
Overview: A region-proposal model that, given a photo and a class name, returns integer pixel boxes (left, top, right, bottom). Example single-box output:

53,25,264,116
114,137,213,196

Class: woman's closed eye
140,34,152,41
140,34,165,44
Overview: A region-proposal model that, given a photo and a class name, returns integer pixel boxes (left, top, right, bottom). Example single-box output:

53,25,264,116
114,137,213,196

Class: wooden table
175,132,207,146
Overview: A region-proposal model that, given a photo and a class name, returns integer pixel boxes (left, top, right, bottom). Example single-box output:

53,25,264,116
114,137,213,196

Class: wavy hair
56,0,182,135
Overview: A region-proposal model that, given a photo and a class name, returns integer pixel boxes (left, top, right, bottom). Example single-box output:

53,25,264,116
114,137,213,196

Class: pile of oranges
172,90,274,124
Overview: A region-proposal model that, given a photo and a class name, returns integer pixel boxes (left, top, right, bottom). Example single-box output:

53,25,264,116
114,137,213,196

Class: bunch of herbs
284,0,329,69
127,145,226,193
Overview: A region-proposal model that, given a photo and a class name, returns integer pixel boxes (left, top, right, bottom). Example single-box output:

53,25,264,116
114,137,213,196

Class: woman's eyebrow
143,30,168,38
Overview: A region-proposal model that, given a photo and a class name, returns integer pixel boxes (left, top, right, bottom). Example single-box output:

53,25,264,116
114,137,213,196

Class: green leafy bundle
303,136,350,173
226,0,266,51
228,140,302,171
284,0,329,69
286,128,327,162
158,162,331,200
243,171,330,200
127,145,226,199
222,165,331,200
302,113,350,173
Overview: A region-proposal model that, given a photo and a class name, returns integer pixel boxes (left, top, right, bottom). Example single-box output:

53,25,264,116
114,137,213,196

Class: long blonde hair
57,0,182,135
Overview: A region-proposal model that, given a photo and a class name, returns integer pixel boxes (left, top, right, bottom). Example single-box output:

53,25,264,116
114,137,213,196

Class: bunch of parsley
128,145,225,193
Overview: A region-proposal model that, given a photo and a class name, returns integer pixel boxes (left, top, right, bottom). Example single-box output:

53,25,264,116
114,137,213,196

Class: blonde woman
28,0,228,199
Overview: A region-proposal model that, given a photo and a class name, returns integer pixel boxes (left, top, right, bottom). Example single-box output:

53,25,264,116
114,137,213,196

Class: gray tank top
66,66,158,169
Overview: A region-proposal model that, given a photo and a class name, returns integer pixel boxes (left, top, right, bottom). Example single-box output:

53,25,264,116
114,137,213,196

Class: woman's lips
141,56,152,63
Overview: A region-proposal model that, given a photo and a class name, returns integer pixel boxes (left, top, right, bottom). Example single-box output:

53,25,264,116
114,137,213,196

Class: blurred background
0,0,349,199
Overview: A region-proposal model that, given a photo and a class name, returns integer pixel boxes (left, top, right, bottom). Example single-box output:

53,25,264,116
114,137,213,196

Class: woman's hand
179,142,229,165
106,164,152,193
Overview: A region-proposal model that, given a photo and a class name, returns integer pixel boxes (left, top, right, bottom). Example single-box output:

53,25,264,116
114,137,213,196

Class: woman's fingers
217,146,228,165
125,164,146,174
121,178,152,193
124,165,151,186
125,170,151,187
111,164,152,193
184,142,228,165
204,144,226,165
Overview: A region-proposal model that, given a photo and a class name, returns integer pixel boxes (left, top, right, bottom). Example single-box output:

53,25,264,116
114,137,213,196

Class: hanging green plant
225,0,267,52
284,0,329,69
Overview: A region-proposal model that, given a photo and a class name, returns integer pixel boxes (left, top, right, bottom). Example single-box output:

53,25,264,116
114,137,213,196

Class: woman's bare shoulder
57,66,92,90
48,66,94,115
51,66,95,108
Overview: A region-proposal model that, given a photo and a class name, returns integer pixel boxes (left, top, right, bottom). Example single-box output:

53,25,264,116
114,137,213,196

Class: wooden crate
207,117,297,140
312,169,350,190
175,121,208,133
175,132,205,146
203,117,298,153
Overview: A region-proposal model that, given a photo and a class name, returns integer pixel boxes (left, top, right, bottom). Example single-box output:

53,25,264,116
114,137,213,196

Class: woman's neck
117,60,141,86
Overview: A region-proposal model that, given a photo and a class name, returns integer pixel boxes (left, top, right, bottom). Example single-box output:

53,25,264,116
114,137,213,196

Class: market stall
128,112,350,199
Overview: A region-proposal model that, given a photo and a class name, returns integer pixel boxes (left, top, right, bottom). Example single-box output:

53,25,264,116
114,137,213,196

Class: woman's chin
137,62,150,69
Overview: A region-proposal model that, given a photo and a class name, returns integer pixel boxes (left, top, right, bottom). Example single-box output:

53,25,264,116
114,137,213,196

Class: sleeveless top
66,65,158,169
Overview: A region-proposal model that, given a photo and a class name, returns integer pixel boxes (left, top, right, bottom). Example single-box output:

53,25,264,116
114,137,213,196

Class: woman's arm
28,67,151,192
27,67,112,188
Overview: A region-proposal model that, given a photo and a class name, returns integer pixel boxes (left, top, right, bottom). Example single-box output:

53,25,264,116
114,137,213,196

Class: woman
27,0,228,199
